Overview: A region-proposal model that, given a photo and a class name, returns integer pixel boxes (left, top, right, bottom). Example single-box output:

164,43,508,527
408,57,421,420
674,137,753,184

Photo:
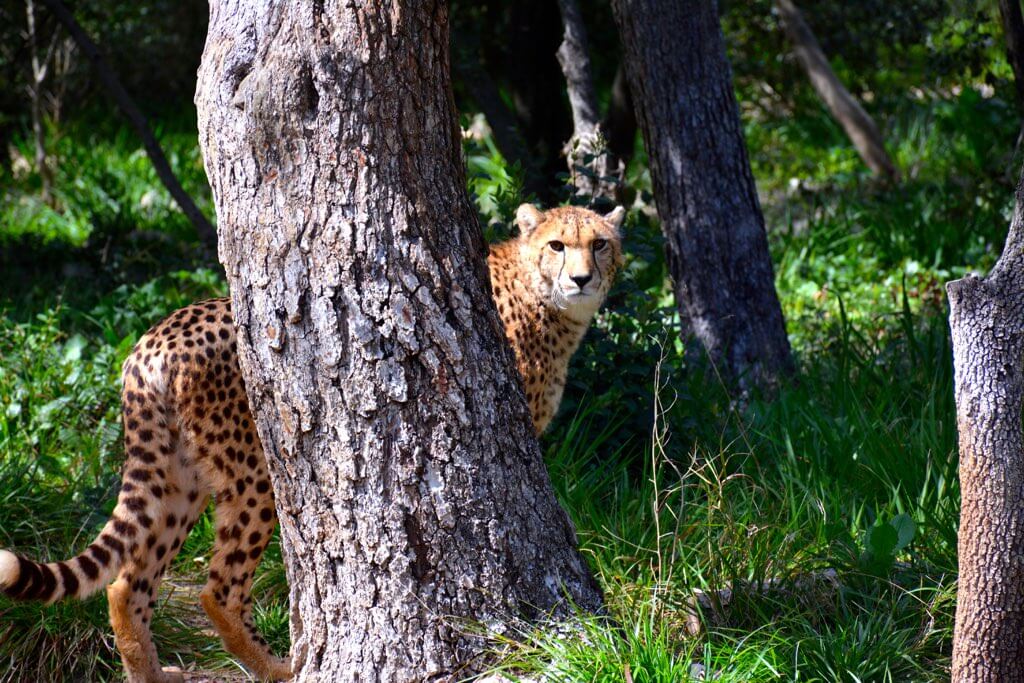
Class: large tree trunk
999,0,1024,119
611,0,793,392
773,0,898,180
555,0,620,204
195,2,601,680
39,0,217,246
947,171,1024,682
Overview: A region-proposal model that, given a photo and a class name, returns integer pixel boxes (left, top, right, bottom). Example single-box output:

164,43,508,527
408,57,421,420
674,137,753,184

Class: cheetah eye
548,240,564,252
592,239,608,251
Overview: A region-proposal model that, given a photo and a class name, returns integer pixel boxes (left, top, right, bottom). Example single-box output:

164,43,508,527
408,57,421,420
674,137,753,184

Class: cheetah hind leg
107,538,181,683
107,443,211,683
201,495,291,681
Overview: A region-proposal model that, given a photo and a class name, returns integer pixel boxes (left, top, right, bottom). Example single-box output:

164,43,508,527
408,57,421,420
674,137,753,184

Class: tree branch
774,0,898,180
999,0,1024,119
38,0,217,246
556,0,600,138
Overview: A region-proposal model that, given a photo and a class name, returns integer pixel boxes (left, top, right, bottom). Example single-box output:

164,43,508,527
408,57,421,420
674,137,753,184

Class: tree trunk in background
39,0,217,246
501,0,572,202
611,0,793,392
555,0,621,204
25,0,55,204
603,64,636,174
999,0,1024,119
456,56,533,172
773,0,898,180
453,36,546,197
947,170,1024,682
196,2,601,680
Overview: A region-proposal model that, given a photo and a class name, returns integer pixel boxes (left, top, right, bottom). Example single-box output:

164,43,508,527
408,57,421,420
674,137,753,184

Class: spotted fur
0,203,623,682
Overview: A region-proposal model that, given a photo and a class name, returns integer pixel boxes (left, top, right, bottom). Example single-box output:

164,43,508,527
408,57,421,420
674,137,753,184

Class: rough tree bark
195,2,601,680
555,0,620,203
947,170,1024,682
611,0,793,391
999,0,1024,119
39,0,217,246
773,0,898,179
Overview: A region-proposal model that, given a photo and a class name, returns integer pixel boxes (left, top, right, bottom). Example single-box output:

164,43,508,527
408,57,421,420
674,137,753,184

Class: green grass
512,307,957,682
0,82,1012,680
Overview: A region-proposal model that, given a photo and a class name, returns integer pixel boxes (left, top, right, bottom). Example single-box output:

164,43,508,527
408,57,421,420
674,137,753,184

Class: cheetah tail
0,517,130,604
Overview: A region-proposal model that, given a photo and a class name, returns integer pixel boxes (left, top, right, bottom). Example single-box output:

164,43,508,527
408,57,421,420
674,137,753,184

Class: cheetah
491,203,625,432
0,203,624,682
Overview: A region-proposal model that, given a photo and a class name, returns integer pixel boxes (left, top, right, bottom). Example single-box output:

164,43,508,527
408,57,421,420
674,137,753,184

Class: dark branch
38,0,217,246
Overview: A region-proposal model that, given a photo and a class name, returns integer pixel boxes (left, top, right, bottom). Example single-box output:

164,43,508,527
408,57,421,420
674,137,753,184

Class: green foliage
1,113,213,247
861,514,917,576
0,455,122,681
725,0,1011,114
464,114,528,235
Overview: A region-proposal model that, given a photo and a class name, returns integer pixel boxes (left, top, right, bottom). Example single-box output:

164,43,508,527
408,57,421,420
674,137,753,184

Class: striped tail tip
0,549,72,603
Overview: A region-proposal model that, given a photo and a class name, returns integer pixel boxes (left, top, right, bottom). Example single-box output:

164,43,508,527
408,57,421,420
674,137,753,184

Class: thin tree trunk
38,0,217,246
603,64,636,173
947,170,1024,682
611,0,793,392
25,0,54,204
999,0,1024,118
195,2,601,680
773,0,898,180
555,0,620,203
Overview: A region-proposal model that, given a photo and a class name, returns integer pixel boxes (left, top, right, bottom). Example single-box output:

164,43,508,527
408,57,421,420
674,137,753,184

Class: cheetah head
515,203,625,322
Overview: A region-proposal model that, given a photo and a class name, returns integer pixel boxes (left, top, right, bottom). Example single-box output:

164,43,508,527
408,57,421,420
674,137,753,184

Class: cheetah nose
571,274,592,288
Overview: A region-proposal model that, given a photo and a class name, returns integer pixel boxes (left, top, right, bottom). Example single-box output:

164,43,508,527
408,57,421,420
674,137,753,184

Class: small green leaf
867,523,898,558
63,334,88,363
890,514,916,552
36,398,68,429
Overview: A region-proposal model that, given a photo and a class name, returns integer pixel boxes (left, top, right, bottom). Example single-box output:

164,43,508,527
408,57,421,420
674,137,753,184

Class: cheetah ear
603,206,626,232
515,203,544,236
